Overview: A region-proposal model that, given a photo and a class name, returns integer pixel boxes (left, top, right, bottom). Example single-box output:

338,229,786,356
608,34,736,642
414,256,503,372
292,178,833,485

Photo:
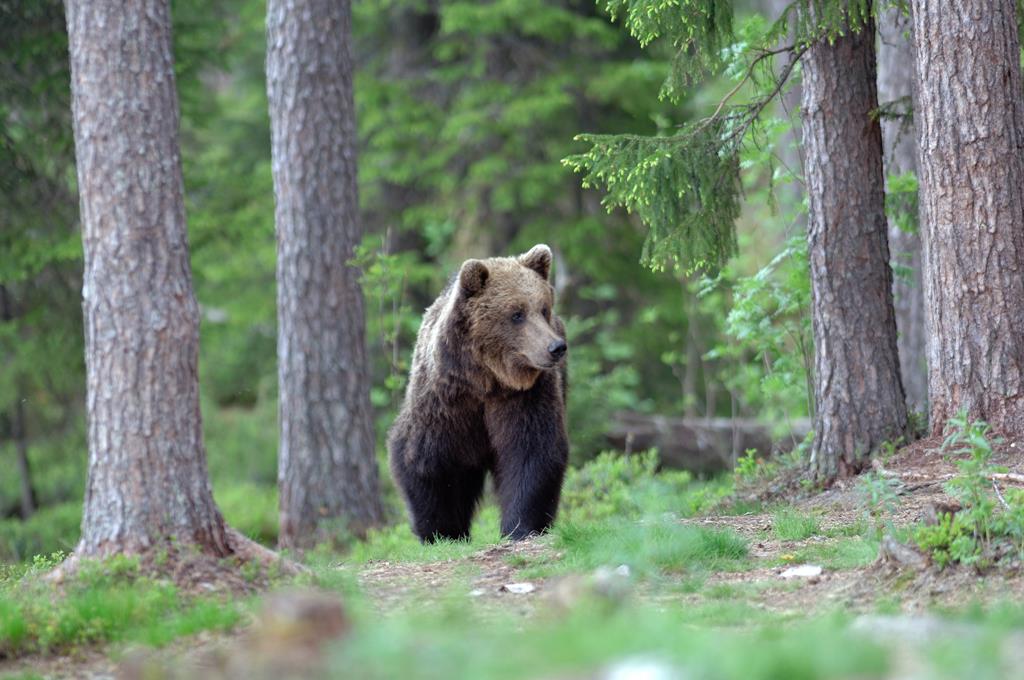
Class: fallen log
604,411,811,474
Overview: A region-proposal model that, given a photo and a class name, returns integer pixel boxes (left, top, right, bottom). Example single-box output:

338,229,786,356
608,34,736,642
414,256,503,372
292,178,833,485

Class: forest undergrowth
4,422,1024,679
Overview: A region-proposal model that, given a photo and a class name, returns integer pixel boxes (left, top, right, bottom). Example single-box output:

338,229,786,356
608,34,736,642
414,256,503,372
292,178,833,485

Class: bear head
458,244,567,391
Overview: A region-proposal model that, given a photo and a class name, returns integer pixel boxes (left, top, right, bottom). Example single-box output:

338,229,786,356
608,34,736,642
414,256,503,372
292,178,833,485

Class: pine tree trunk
801,4,908,480
878,6,928,418
268,0,384,549
911,0,1024,436
66,0,231,557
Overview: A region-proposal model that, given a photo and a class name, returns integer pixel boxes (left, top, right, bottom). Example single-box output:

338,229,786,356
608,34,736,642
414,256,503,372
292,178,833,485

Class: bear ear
458,259,489,297
519,244,552,280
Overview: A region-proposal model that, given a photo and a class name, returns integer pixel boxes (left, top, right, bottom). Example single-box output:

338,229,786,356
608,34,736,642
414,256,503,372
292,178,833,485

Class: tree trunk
67,0,231,557
268,0,384,549
878,5,928,417
911,0,1024,436
801,3,908,480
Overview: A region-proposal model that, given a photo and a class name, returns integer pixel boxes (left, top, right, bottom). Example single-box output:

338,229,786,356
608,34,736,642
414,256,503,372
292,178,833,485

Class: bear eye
542,306,550,319
510,310,525,324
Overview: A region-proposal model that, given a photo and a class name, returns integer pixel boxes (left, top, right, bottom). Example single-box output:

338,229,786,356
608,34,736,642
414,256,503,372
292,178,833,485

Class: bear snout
547,338,567,360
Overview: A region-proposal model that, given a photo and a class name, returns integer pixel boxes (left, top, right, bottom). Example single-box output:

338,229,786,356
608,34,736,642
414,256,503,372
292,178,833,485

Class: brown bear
388,244,569,542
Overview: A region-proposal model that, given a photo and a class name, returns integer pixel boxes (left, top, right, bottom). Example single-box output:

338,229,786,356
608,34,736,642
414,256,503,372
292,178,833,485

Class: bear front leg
485,373,569,540
402,463,486,543
389,416,488,543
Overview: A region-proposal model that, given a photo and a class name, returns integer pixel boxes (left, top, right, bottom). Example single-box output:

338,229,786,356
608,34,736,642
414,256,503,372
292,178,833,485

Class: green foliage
563,0,882,279
915,512,979,570
562,312,647,461
560,450,695,523
603,0,732,54
0,2,86,528
885,171,920,286
733,446,794,486
214,483,279,545
913,413,1024,568
709,236,814,425
734,448,762,480
561,12,765,272
565,123,741,273
857,471,902,538
0,481,279,564
204,398,278,487
351,238,443,438
0,503,80,564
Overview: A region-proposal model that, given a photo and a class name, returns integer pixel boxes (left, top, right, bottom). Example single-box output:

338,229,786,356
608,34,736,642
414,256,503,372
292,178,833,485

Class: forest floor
5,436,1024,679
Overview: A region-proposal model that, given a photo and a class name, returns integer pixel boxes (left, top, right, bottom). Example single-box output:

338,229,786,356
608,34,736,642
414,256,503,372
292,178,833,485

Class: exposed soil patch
704,434,1024,614
355,538,556,618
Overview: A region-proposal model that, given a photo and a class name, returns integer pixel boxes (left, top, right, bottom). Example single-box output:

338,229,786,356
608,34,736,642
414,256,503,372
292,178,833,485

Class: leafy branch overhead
564,0,874,273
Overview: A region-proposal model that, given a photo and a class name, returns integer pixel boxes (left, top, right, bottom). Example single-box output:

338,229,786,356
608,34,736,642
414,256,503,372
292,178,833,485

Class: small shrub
912,412,1024,568
734,448,771,482
559,450,694,523
914,512,978,570
856,472,902,538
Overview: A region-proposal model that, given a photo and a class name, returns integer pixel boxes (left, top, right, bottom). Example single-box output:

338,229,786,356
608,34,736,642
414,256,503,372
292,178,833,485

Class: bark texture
878,7,927,416
911,0,1024,437
66,0,230,556
801,4,908,480
268,0,384,548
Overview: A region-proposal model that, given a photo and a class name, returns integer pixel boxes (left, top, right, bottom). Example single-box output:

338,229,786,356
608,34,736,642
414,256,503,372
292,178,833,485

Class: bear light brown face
459,244,566,391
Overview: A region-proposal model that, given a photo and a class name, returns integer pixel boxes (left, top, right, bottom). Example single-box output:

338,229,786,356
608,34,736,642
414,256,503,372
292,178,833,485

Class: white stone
780,564,823,579
501,582,536,594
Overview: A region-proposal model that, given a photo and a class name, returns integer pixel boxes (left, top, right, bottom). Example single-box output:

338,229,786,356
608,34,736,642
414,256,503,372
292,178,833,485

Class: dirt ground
352,435,1024,621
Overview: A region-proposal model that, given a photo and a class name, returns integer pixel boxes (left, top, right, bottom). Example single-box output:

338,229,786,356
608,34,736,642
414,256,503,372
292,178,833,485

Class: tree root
879,535,928,570
44,527,307,591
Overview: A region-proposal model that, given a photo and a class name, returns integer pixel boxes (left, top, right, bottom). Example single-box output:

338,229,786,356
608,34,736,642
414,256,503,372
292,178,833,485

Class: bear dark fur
388,244,569,542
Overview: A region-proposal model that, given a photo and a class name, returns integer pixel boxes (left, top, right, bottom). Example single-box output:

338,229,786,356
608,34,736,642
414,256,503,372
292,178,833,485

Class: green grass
0,556,244,658
782,536,880,571
823,518,870,538
329,599,1024,680
345,505,503,564
704,579,779,601
537,516,748,578
214,482,279,545
331,601,890,680
771,508,821,541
